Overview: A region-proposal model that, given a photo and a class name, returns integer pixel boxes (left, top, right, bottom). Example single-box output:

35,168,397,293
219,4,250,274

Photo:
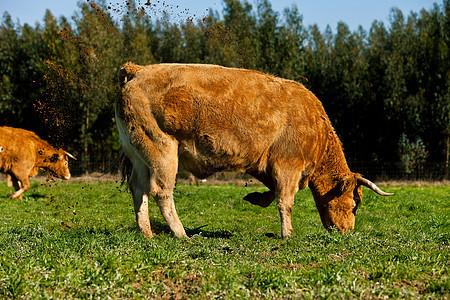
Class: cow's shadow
1,182,46,200
150,221,280,239
0,192,46,200
26,192,48,199
61,224,234,240
49,221,276,240
82,223,279,239
151,221,234,239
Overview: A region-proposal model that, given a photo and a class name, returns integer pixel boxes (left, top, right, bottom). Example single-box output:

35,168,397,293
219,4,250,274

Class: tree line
0,0,448,177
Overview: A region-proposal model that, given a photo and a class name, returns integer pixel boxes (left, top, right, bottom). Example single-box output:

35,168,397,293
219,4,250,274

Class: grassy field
0,180,448,299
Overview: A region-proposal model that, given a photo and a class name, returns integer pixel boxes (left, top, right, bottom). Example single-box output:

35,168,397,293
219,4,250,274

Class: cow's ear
353,184,363,214
338,173,360,194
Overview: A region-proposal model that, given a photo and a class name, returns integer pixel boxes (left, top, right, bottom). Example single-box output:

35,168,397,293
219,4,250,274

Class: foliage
398,133,429,175
0,0,449,176
0,181,448,298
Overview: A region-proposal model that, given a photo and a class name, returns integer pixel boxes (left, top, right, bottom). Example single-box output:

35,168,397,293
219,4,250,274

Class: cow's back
118,64,332,176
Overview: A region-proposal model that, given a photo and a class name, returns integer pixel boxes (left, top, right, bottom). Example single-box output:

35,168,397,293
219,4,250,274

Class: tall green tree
0,13,20,126
222,0,257,68
277,5,306,80
36,10,80,146
180,19,205,63
415,2,450,163
121,0,156,65
255,0,279,73
0,0,448,177
0,14,46,131
74,1,123,167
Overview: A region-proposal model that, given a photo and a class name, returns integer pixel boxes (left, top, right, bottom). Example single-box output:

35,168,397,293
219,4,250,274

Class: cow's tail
118,62,145,86
116,62,141,186
99,150,132,187
118,150,133,187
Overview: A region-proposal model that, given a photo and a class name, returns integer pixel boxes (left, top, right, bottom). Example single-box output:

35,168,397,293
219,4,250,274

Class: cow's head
38,148,76,180
315,173,393,233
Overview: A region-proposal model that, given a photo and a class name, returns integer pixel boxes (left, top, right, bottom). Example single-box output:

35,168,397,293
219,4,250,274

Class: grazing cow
116,63,393,239
0,126,75,199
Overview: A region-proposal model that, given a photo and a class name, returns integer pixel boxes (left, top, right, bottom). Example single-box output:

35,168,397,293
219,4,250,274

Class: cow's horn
357,177,394,196
65,151,77,160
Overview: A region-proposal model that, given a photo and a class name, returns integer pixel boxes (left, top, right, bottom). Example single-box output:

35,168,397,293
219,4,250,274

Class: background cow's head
315,173,393,233
37,148,76,179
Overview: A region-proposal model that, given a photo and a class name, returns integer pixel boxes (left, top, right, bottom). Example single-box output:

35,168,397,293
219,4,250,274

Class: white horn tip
357,177,394,196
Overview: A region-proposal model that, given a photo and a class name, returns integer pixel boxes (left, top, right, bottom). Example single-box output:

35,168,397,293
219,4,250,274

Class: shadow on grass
63,221,280,240
26,192,48,199
45,220,276,240
150,221,234,239
0,192,46,200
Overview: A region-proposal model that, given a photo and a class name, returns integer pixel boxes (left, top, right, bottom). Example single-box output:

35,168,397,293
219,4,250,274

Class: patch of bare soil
375,179,449,187
69,172,121,183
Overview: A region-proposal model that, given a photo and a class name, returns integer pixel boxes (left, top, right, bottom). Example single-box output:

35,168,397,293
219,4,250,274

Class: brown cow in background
0,126,75,199
116,62,393,239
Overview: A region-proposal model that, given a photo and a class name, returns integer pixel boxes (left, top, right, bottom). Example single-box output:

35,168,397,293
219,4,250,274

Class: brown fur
116,63,388,238
0,126,73,199
118,62,145,86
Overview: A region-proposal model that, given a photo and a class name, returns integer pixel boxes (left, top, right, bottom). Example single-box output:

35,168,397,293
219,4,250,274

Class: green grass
0,181,448,299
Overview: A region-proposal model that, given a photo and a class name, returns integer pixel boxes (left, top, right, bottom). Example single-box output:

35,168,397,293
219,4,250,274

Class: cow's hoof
7,193,22,199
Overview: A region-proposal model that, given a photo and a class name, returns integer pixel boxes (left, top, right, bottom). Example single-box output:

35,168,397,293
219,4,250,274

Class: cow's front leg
277,192,295,238
274,168,302,239
129,163,153,238
7,174,29,199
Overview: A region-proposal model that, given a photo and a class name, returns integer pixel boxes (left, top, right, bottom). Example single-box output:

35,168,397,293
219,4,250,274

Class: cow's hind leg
133,135,186,238
149,146,187,238
128,161,153,238
152,180,187,238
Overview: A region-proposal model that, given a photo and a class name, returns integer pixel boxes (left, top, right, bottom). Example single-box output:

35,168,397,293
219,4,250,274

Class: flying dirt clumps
91,0,210,24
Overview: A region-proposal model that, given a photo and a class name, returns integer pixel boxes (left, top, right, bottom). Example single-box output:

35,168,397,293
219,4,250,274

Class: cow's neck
34,145,54,168
308,131,351,198
35,160,49,169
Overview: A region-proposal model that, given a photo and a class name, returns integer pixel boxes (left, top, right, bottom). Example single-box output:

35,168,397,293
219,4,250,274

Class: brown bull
116,62,393,239
0,126,75,199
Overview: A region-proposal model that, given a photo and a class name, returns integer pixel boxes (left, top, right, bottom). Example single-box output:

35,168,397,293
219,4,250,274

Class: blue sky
1,0,438,32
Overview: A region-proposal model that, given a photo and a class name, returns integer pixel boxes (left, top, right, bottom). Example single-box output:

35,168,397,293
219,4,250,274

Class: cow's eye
64,161,68,166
